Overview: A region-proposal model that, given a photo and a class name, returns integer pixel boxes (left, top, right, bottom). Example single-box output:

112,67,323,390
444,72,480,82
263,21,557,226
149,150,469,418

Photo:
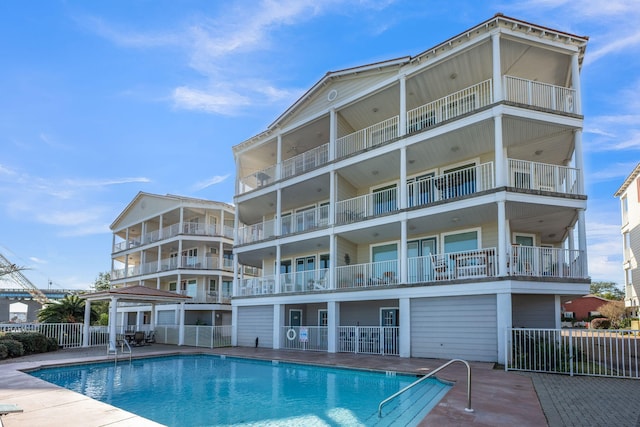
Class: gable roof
614,163,640,197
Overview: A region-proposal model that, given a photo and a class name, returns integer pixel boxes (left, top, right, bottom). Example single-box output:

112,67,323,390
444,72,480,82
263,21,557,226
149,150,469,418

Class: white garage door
411,295,497,362
237,305,273,348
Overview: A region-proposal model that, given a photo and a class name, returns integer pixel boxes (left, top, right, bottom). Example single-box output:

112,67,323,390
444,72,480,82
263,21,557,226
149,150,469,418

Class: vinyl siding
410,295,497,362
512,294,556,328
237,305,274,348
340,300,398,326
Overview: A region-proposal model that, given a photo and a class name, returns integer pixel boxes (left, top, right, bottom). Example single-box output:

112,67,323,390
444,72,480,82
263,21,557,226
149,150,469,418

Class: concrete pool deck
1,345,639,426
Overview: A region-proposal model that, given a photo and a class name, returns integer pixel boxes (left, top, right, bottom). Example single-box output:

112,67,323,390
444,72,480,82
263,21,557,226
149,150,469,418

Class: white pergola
80,285,191,352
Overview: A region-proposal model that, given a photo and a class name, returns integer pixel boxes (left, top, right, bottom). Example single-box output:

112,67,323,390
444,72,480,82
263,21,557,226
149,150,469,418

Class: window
622,195,629,224
444,231,478,253
439,163,476,199
169,282,177,292
408,173,435,207
221,280,232,299
209,279,217,293
373,184,397,215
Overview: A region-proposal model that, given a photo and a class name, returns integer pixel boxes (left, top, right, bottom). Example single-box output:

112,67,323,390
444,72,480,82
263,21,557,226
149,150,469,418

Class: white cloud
172,86,250,115
29,257,48,264
192,174,231,192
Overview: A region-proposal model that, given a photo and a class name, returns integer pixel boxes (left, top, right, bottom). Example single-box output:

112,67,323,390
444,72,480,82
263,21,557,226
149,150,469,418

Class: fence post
569,328,574,377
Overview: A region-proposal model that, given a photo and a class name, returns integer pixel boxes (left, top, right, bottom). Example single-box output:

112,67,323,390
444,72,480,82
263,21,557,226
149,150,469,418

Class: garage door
411,295,497,362
237,305,273,348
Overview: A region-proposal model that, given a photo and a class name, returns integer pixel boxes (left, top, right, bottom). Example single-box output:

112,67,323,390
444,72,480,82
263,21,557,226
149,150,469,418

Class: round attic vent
327,89,338,102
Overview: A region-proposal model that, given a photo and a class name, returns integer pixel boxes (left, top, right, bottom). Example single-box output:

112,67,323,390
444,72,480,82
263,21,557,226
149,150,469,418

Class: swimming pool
29,355,451,426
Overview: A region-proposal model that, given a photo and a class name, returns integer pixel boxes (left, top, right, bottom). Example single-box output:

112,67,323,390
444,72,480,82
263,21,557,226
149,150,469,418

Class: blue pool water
29,355,451,426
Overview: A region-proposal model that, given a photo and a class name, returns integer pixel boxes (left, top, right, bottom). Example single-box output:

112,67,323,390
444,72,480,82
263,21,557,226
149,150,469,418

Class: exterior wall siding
410,295,497,362
340,300,398,326
512,294,556,327
237,305,274,348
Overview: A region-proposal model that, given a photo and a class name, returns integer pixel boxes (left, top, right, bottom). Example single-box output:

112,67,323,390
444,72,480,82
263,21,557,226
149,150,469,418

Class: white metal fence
337,326,399,355
0,323,109,348
281,326,328,351
507,328,640,379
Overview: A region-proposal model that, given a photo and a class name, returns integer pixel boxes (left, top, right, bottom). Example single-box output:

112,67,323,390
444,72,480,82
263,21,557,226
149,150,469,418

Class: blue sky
1,0,639,290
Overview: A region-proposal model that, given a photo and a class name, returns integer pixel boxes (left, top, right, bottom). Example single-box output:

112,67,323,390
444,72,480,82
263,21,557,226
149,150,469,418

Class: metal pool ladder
107,338,132,363
378,358,473,418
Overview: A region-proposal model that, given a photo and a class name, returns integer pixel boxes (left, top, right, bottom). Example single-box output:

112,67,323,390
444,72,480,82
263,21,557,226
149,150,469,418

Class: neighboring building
561,294,612,321
110,192,243,333
614,163,640,318
231,14,590,364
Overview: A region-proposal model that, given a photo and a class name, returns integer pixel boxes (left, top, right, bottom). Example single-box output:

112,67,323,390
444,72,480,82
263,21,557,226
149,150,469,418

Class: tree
92,272,111,291
598,301,626,329
590,281,624,301
37,295,97,324
89,272,111,325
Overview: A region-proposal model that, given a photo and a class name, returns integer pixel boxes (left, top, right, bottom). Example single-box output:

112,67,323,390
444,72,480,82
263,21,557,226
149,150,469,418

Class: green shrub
591,318,611,329
0,339,25,357
3,332,51,354
0,343,7,360
46,337,59,352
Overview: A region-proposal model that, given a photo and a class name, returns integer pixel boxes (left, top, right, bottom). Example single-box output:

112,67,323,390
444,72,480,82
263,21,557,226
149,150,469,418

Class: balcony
112,255,230,280
113,222,233,253
281,205,330,236
235,246,585,297
335,187,398,225
237,218,276,245
237,76,575,195
504,76,576,114
508,159,581,195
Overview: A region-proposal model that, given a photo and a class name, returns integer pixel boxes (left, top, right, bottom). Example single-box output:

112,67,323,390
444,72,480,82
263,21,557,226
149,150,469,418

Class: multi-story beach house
110,192,243,335
231,14,590,363
615,163,640,318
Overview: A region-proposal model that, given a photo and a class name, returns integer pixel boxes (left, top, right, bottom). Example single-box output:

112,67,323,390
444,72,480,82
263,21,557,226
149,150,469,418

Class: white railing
239,164,277,193
237,218,276,245
281,326,328,351
508,328,640,379
407,79,493,133
280,268,329,293
419,248,497,282
407,162,494,208
509,246,585,278
183,325,232,348
281,205,330,235
335,187,398,224
0,323,111,349
504,75,576,114
335,260,398,289
337,326,399,355
282,143,330,178
336,116,399,158
238,275,276,296
508,158,581,195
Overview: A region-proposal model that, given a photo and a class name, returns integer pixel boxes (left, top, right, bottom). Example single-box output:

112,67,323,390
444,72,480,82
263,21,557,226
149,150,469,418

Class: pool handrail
377,358,473,418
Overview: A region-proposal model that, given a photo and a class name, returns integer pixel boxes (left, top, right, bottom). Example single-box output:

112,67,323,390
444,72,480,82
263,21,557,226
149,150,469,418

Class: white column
554,295,562,329
577,208,588,276
399,298,411,358
159,214,164,239
494,115,505,186
178,302,185,346
136,311,143,330
82,300,91,348
273,304,283,349
275,245,281,293
492,33,502,101
276,189,282,235
327,301,339,353
108,296,118,353
276,134,282,180
329,234,336,290
329,108,336,161
399,75,407,136
496,293,512,365
571,53,582,115
399,147,407,209
400,219,407,284
329,171,336,225
231,305,238,346
497,199,507,276
149,303,156,331
573,129,584,194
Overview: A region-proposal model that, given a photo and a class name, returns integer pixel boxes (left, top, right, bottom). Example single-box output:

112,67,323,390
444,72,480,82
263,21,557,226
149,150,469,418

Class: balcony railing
237,218,276,245
335,260,398,289
407,162,495,209
504,75,576,114
238,275,276,296
282,143,330,178
509,245,584,278
280,268,329,293
240,164,277,193
408,248,497,283
114,222,234,252
336,115,399,158
281,205,330,236
407,79,493,133
508,159,581,195
335,187,399,225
